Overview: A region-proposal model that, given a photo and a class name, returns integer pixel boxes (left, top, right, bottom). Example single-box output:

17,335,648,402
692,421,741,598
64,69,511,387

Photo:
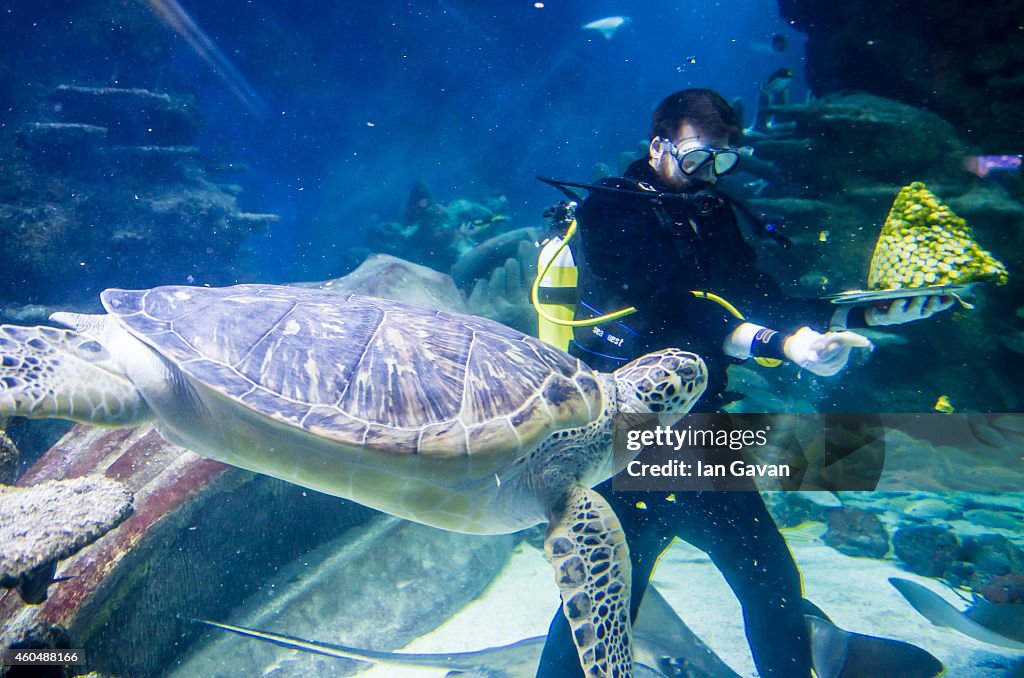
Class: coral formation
868,182,1009,289
0,84,278,310
363,181,514,273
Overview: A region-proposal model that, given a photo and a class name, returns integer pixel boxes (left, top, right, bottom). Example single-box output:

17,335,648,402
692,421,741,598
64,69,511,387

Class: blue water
173,0,803,281
3,3,1022,677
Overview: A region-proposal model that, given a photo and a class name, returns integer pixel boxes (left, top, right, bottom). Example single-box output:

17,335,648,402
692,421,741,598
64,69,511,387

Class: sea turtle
0,284,706,677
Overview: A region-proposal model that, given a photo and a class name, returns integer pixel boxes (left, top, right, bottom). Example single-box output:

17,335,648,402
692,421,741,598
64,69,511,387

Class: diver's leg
685,490,812,677
536,481,674,678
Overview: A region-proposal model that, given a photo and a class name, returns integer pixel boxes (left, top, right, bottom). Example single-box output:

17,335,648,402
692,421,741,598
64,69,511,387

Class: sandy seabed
361,538,1022,678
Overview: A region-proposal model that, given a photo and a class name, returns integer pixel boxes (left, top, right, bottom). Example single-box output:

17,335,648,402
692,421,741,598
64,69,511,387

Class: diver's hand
783,327,873,377
865,295,954,326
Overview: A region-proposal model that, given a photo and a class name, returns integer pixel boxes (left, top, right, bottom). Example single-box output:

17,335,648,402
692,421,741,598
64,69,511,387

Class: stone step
48,85,201,146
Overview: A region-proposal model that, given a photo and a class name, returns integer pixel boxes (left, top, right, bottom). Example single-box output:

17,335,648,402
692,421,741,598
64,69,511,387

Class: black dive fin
807,613,943,678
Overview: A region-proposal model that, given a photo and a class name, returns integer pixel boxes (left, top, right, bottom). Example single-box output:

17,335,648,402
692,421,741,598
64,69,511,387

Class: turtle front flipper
0,324,149,425
545,483,632,678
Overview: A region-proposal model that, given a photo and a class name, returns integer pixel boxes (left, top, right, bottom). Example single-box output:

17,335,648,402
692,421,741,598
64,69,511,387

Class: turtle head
611,348,707,415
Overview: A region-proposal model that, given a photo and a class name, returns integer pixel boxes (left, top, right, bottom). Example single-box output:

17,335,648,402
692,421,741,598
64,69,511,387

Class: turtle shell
102,285,603,458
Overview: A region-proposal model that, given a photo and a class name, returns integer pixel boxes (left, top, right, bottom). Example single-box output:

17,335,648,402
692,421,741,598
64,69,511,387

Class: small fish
818,230,829,242
459,214,508,238
582,16,631,40
780,520,827,543
792,490,844,508
904,497,956,521
934,395,955,414
761,68,794,95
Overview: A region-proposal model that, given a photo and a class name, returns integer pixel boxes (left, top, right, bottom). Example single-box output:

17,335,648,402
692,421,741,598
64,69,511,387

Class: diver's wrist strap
724,322,787,361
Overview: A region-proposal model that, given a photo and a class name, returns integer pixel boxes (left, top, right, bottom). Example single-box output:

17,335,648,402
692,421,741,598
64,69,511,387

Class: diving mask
663,140,751,176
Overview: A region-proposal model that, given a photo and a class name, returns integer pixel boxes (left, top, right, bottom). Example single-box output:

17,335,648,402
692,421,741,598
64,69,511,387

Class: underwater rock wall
0,0,276,316
777,0,1024,152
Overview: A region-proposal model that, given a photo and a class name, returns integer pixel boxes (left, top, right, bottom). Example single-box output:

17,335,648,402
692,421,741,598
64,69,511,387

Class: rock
16,122,108,157
978,573,1024,605
103,145,201,181
764,92,966,188
311,253,468,312
0,477,133,601
0,430,17,485
823,507,890,558
947,183,1024,231
961,534,1024,579
47,85,201,146
892,525,959,577
778,0,1024,150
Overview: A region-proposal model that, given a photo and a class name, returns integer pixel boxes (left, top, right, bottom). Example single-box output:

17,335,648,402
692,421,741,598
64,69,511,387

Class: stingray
182,585,943,677
181,585,737,677
891,577,1024,650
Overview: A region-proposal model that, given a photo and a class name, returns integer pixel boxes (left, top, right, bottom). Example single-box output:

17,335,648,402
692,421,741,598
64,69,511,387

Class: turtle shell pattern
102,285,603,459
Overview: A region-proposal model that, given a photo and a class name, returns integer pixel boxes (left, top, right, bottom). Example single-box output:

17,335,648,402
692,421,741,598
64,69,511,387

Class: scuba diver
534,89,953,677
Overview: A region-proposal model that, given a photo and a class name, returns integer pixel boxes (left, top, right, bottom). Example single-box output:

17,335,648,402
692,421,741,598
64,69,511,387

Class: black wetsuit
536,159,835,678
569,158,832,404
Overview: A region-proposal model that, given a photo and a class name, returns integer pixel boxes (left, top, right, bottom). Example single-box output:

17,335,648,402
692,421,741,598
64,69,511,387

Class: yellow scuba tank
535,234,578,352
532,201,638,351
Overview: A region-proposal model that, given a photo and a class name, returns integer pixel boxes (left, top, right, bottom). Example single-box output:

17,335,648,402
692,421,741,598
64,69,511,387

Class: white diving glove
783,327,874,377
864,295,955,326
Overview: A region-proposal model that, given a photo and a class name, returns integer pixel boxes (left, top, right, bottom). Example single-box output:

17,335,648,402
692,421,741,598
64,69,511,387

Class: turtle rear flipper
0,324,149,425
546,483,632,678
